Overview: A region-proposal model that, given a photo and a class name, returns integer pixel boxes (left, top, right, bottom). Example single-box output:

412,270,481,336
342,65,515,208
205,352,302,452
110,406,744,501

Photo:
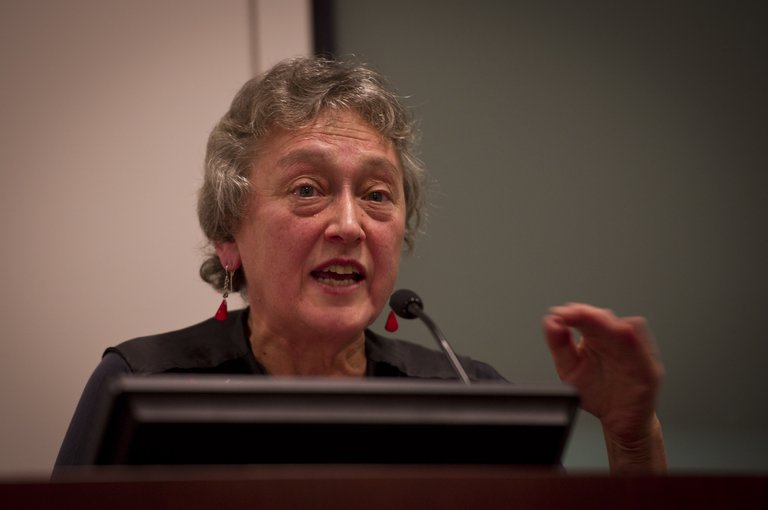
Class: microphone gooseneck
388,289,471,385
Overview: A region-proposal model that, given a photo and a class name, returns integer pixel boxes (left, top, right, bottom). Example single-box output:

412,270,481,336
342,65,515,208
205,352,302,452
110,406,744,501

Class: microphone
389,289,471,385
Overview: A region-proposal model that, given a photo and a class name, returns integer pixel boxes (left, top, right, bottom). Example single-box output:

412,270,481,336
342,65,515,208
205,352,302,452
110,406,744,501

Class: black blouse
55,308,505,467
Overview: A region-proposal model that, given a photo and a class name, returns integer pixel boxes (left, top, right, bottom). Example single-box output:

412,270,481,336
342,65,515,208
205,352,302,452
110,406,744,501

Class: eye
365,190,388,203
294,184,318,198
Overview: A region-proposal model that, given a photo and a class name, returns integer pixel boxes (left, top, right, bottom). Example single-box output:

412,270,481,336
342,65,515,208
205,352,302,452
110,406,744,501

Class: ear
214,241,242,272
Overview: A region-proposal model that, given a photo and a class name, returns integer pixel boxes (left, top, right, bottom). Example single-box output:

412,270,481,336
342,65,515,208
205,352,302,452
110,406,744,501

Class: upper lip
311,259,366,279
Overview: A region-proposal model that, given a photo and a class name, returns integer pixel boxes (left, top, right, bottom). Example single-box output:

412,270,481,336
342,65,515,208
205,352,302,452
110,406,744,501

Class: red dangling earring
385,309,399,332
215,266,233,321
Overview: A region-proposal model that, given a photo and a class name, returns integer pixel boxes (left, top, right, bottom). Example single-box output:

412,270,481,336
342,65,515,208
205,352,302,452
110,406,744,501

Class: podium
2,466,766,510
29,378,767,508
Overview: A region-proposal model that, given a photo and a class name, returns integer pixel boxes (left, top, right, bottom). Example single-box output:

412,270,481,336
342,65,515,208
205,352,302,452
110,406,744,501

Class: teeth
312,263,362,286
315,277,357,286
322,264,358,275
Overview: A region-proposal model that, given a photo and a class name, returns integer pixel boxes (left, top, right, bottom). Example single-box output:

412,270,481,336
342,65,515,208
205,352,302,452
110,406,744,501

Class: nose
325,191,366,243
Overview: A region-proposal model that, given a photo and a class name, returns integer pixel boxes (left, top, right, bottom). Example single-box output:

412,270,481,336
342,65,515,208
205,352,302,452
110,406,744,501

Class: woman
56,57,666,472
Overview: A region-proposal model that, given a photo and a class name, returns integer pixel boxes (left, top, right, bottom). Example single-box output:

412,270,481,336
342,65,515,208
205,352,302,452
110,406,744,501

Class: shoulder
106,309,252,374
365,330,506,382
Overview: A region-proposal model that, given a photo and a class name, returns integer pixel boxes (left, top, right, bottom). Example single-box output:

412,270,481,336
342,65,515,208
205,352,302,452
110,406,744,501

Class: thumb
543,315,579,379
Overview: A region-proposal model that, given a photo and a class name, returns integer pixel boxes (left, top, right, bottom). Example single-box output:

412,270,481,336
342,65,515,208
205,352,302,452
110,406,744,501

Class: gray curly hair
197,56,426,293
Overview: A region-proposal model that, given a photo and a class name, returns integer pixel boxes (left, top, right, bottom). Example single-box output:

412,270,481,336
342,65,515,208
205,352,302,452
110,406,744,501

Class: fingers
546,303,662,379
542,314,579,379
548,303,644,354
549,303,622,336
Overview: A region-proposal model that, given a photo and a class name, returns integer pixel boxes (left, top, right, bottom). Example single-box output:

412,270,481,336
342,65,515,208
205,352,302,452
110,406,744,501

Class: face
217,110,406,342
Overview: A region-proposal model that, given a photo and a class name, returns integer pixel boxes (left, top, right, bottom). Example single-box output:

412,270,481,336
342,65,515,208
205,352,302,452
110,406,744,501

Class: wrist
604,414,668,474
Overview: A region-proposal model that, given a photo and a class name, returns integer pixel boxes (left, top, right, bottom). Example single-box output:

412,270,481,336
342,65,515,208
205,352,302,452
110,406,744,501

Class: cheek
240,214,314,280
262,220,318,266
370,221,405,274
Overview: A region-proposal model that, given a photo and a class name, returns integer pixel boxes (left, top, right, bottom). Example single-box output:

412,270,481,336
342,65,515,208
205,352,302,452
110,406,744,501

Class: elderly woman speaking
56,57,666,473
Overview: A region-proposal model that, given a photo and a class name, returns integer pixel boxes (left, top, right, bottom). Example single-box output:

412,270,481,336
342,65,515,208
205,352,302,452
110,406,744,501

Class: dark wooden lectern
2,466,766,510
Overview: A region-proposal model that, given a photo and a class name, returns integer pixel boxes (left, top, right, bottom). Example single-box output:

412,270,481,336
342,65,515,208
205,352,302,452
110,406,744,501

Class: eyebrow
276,148,401,178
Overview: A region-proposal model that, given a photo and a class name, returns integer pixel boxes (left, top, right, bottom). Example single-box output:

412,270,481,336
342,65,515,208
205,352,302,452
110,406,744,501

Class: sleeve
53,352,132,470
470,359,508,382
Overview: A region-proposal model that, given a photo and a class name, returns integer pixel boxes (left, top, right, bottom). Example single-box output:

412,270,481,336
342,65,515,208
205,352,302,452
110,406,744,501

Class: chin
304,306,376,338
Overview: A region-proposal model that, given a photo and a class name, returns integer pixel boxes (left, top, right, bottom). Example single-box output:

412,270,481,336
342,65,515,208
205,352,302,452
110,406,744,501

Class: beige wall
0,0,310,475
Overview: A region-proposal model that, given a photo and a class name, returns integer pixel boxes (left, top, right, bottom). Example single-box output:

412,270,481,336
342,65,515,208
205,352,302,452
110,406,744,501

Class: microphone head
389,289,423,319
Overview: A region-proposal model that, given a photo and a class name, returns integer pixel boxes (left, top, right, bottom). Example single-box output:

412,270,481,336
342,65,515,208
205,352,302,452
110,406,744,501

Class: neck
247,312,367,377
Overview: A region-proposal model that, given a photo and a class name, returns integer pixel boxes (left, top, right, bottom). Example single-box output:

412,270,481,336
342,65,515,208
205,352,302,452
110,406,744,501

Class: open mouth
310,263,365,287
